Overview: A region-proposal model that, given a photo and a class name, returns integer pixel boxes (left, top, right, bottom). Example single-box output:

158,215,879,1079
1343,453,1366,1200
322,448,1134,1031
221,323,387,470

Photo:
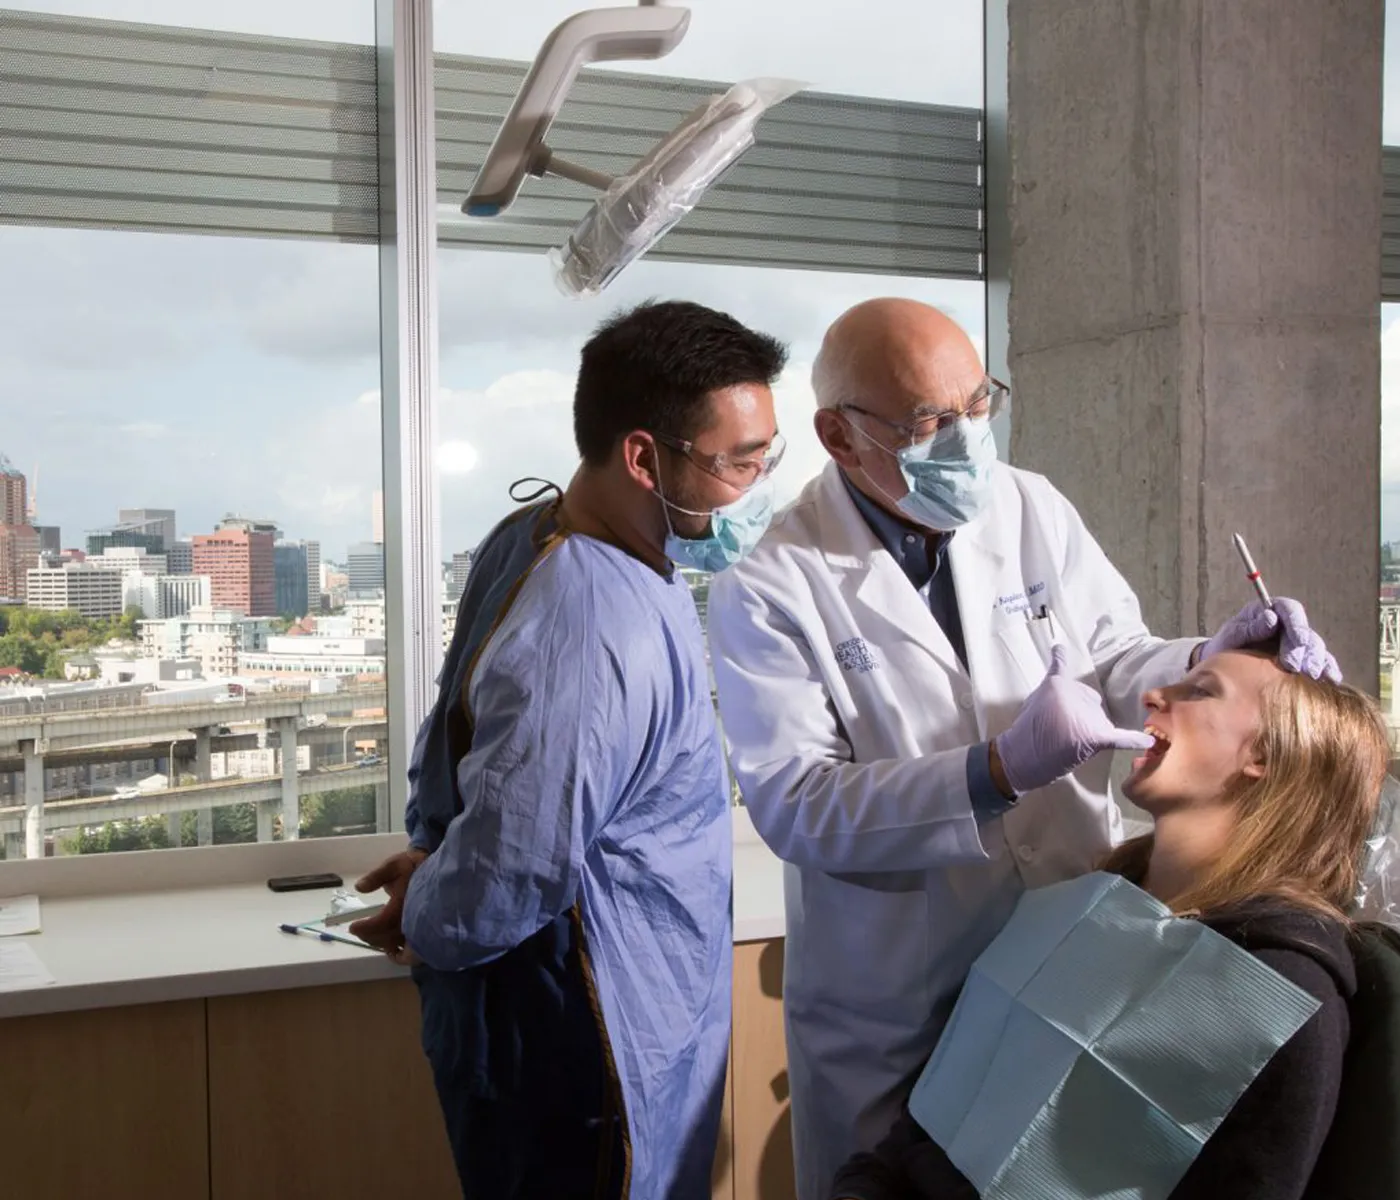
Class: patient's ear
1240,744,1267,781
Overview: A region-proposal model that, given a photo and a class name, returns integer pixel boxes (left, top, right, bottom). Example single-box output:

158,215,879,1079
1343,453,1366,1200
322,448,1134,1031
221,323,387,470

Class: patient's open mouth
1133,724,1171,772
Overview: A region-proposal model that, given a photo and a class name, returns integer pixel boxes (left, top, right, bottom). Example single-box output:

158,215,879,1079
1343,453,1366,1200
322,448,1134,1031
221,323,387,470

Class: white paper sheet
0,893,41,937
0,942,56,992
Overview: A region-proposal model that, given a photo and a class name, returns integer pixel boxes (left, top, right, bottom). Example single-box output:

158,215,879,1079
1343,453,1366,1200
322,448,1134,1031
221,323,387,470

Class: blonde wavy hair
1102,668,1389,921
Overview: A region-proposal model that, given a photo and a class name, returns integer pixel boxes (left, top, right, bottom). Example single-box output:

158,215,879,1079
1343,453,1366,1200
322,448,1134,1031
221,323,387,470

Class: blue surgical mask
656,469,773,574
854,415,998,530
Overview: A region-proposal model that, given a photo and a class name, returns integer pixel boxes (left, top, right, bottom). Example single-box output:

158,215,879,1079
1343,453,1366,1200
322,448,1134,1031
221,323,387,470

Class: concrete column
21,739,43,860
278,718,300,840
256,802,276,844
195,727,214,847
1004,0,1383,689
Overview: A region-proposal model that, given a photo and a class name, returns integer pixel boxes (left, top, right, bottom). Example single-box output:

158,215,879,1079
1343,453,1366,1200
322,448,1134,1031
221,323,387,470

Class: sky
5,2,1400,561
1,0,984,563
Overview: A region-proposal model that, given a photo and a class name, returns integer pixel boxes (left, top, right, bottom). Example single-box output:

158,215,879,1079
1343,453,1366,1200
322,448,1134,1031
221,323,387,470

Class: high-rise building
34,525,60,554
450,551,473,601
86,525,164,557
274,541,310,617
26,563,125,618
0,525,40,600
0,458,40,600
304,540,322,614
166,539,194,575
193,527,276,616
117,508,176,550
371,490,384,544
347,541,385,595
0,461,25,525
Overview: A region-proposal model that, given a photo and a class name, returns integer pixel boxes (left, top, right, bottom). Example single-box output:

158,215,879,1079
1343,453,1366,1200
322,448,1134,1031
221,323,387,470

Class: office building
123,572,211,620
26,563,125,618
117,508,176,550
166,539,194,574
86,524,164,558
274,541,309,617
273,539,321,617
193,527,275,616
304,540,321,614
0,458,40,601
346,541,385,595
0,524,40,601
99,546,167,576
34,525,60,554
0,462,25,526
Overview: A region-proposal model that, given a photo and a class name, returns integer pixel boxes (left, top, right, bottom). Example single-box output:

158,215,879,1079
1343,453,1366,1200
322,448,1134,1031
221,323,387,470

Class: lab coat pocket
990,616,1052,695
808,875,930,1018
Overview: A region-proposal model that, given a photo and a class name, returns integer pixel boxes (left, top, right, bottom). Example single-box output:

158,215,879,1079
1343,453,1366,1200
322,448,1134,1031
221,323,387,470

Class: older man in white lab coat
707,299,1339,1200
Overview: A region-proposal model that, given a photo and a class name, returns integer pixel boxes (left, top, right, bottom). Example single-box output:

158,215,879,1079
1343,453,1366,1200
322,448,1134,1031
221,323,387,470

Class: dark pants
413,916,626,1200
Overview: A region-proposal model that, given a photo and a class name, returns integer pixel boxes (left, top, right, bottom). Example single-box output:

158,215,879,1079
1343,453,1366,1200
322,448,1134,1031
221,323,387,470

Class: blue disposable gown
402,502,732,1199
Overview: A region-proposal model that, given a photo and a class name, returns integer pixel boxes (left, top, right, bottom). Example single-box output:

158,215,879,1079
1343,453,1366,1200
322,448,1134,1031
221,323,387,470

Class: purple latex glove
994,645,1154,796
1199,597,1341,682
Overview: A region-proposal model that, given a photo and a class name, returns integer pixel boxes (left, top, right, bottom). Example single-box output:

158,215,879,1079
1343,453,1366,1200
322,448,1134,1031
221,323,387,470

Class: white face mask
852,415,998,530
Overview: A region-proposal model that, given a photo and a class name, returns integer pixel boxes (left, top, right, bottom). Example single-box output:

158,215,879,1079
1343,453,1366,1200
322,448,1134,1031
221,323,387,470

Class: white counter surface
0,808,786,1019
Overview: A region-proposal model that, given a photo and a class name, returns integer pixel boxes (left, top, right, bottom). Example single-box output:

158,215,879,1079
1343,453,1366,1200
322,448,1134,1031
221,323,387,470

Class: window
432,4,986,788
0,0,992,860
0,3,388,857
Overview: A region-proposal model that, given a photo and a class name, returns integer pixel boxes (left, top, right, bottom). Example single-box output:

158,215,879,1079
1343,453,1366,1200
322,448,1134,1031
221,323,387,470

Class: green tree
0,633,50,675
65,817,173,855
300,786,376,839
179,803,259,846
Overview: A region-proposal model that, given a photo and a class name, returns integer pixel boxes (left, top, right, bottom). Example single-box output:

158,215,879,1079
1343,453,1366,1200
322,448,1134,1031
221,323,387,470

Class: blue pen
278,921,372,950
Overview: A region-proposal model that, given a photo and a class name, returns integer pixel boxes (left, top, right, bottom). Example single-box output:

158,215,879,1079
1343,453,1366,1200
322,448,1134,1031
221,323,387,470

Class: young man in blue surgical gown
351,300,788,1200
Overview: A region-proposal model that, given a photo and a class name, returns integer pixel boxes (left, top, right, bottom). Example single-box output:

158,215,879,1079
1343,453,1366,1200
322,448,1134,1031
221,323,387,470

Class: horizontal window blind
0,9,380,241
0,8,984,279
435,53,985,279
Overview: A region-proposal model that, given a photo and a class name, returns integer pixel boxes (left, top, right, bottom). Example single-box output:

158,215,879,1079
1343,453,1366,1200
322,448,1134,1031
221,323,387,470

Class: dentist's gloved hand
1200,597,1341,682
993,645,1154,796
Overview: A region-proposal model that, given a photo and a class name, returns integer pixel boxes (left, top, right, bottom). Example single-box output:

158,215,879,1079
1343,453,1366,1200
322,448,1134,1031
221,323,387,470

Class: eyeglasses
653,431,787,491
840,377,1009,447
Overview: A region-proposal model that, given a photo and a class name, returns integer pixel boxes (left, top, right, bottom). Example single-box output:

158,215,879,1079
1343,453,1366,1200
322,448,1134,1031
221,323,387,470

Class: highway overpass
0,760,390,838
0,685,388,754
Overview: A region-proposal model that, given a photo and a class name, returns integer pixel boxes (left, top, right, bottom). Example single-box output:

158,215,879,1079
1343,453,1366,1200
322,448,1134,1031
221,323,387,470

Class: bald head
812,298,983,413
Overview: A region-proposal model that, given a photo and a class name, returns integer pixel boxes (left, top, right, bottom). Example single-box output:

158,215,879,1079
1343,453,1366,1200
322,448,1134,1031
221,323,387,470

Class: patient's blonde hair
1103,671,1388,921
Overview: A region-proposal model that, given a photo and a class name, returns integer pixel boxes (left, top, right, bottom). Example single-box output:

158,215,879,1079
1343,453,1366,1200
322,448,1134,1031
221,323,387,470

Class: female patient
831,647,1387,1200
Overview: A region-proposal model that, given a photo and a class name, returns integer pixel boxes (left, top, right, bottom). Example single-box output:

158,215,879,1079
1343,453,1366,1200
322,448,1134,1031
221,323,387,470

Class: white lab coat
707,462,1199,1200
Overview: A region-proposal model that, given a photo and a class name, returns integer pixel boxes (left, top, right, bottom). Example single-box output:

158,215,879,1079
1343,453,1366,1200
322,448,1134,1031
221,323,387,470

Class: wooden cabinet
207,980,457,1200
732,939,795,1200
0,1000,208,1200
1,939,794,1200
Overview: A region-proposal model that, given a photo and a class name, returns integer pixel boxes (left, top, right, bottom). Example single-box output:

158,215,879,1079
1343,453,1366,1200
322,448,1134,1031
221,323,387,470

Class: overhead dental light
462,2,800,297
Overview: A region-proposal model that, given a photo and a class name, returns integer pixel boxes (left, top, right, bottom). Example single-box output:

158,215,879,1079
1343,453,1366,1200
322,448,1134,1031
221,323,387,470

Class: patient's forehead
1190,650,1284,694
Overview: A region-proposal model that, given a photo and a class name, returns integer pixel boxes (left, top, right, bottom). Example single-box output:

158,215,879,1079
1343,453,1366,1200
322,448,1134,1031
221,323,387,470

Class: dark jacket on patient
829,901,1355,1200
